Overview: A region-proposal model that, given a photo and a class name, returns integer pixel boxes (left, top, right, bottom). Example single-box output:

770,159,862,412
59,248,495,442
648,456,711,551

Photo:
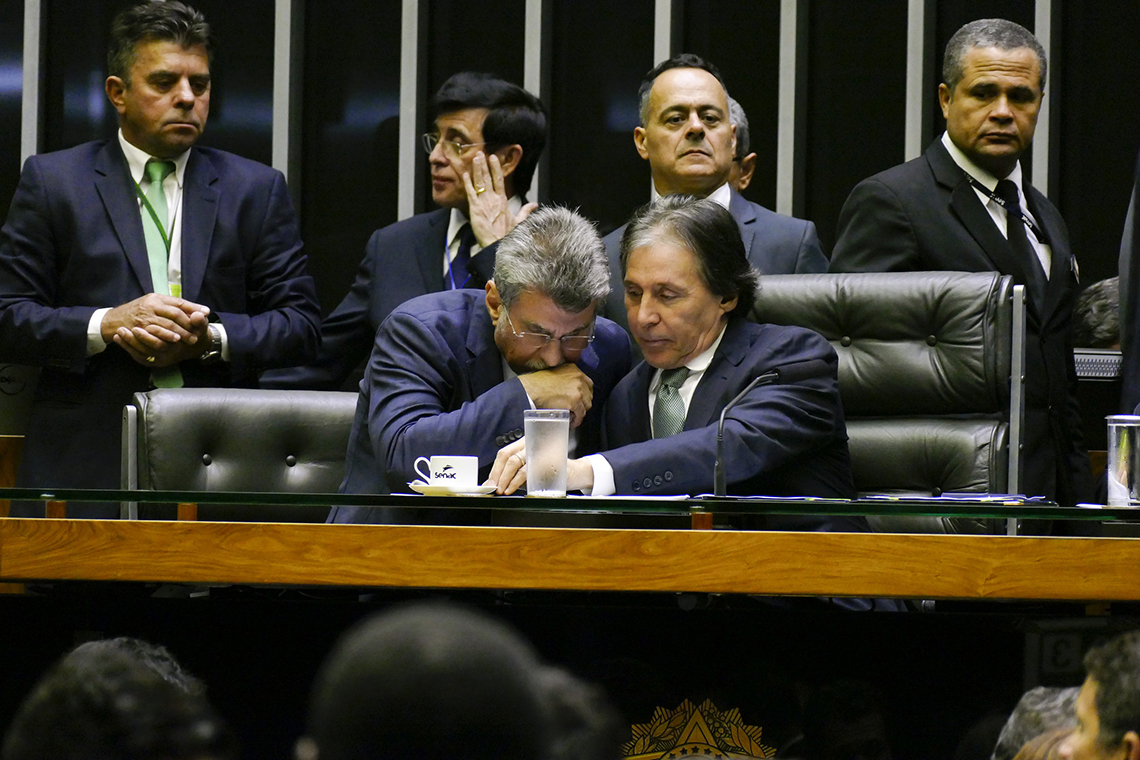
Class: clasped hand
102,293,211,367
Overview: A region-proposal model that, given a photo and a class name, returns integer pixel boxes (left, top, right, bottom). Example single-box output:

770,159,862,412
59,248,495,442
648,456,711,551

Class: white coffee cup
414,455,479,487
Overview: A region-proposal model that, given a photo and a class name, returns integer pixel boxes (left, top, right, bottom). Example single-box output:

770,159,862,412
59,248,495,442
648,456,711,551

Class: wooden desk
0,518,1135,602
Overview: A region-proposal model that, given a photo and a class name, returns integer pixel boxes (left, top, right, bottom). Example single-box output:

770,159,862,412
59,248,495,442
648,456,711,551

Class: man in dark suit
335,207,630,522
601,54,826,339
0,1,319,514
262,73,546,391
830,18,1090,506
489,196,855,508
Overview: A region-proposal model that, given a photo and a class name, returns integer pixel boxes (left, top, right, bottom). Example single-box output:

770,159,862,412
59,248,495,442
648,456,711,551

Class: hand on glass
486,438,595,495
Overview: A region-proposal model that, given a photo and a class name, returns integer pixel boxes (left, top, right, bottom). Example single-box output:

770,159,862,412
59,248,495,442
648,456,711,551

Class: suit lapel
93,141,152,293
626,362,654,442
929,141,1039,303
416,209,450,293
729,189,757,253
685,320,749,429
466,305,504,399
179,148,219,301
1026,187,1071,323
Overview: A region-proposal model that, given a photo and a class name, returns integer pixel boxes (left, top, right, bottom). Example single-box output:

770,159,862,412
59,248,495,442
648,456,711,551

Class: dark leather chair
121,388,358,521
751,271,1027,534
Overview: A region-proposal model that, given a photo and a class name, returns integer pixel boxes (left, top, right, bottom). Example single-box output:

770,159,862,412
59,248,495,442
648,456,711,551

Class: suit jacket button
664,471,673,481
654,475,663,486
632,481,641,492
495,436,505,447
642,477,652,488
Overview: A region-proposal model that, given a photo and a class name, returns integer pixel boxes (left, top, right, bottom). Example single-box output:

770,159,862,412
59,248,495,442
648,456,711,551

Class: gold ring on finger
475,186,487,194
146,355,156,364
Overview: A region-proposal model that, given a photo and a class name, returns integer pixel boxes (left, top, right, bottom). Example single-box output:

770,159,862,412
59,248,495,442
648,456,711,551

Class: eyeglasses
503,311,595,354
421,132,485,160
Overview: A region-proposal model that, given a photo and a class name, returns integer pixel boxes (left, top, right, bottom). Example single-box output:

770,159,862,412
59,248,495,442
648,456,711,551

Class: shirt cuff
582,453,615,496
215,322,231,362
87,308,111,356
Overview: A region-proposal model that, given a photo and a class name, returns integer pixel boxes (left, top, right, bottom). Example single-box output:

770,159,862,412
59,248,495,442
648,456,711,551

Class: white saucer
408,482,497,497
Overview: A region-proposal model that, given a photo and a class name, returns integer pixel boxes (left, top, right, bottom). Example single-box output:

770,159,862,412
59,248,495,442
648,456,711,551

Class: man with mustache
334,207,630,521
0,1,319,516
601,54,827,342
830,18,1090,507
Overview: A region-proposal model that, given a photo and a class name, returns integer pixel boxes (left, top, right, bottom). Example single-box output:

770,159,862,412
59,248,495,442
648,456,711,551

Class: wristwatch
200,323,223,364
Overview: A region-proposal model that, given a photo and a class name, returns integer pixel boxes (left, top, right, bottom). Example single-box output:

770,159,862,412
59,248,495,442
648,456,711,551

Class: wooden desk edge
0,519,1130,602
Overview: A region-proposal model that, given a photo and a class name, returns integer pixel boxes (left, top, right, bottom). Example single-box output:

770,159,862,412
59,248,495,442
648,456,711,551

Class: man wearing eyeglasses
334,207,631,516
263,72,546,391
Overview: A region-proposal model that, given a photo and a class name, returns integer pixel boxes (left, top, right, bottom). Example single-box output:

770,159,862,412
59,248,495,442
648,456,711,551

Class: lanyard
965,176,1048,245
133,181,171,255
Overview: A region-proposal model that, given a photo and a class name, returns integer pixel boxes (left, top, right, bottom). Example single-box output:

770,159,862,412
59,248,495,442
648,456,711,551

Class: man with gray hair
831,18,1090,507
993,686,1079,760
335,207,631,517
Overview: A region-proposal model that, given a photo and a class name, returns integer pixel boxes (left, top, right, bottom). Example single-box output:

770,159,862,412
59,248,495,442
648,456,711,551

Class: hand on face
517,364,594,428
462,152,537,247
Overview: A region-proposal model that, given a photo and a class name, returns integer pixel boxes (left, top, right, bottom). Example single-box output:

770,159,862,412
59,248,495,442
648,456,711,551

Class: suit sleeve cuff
582,454,615,496
87,308,111,356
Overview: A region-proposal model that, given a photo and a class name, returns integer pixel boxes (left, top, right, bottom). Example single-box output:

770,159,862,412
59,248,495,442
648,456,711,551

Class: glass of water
524,409,570,497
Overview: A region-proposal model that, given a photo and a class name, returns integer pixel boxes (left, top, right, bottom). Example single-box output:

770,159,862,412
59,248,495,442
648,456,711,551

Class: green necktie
142,160,183,389
652,367,691,439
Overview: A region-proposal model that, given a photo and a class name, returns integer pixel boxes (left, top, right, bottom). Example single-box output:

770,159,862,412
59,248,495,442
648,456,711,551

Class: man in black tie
830,18,1090,506
263,72,547,391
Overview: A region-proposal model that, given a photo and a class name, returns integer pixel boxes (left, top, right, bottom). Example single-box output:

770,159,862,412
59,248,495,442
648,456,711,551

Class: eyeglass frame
421,132,487,160
502,310,596,354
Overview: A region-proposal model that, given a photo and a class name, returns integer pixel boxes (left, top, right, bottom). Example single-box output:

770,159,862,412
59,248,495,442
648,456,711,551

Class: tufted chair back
751,272,1026,533
121,388,358,521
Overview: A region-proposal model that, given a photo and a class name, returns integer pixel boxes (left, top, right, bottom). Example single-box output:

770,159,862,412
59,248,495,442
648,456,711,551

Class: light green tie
142,160,183,389
652,367,690,439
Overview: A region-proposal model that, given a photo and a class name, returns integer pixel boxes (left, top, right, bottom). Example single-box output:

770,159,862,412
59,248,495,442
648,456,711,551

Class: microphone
713,359,830,497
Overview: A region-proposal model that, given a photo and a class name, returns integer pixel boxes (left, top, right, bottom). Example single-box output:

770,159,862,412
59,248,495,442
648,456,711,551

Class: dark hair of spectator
305,601,554,760
1073,277,1120,349
620,195,759,318
432,72,547,196
1084,629,1140,748
638,53,729,126
1,638,234,760
107,1,213,83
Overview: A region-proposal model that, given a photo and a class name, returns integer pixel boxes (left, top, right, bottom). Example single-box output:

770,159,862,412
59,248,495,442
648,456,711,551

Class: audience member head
1073,277,1120,349
635,54,736,197
802,680,892,760
1,637,234,760
726,96,756,192
620,194,758,369
427,72,547,209
1060,630,1140,760
105,2,213,159
1015,729,1073,760
537,666,625,760
939,19,1046,179
486,206,609,374
301,602,554,760
994,687,1079,760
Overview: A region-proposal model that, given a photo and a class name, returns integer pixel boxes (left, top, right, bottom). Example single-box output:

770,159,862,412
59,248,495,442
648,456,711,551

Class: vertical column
525,0,548,202
1032,0,1053,196
776,0,802,216
904,0,926,162
21,0,41,163
653,0,673,65
397,0,424,221
272,0,303,190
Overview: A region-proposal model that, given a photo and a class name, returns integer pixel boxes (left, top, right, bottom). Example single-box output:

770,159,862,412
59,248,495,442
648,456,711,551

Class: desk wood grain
0,519,1135,601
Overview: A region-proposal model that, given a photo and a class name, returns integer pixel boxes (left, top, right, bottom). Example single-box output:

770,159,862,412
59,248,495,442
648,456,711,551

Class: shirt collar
650,182,733,212
941,130,1025,197
118,130,190,188
447,196,525,248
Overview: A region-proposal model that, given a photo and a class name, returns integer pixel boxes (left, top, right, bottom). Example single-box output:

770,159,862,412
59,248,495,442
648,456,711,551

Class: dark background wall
4,0,1135,316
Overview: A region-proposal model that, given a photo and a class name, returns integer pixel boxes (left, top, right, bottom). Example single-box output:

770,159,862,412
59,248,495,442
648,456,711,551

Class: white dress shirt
941,131,1051,277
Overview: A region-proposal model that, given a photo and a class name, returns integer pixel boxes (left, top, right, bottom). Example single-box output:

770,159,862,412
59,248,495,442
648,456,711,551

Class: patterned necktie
445,223,478,289
142,159,183,389
653,367,691,439
994,179,1048,305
